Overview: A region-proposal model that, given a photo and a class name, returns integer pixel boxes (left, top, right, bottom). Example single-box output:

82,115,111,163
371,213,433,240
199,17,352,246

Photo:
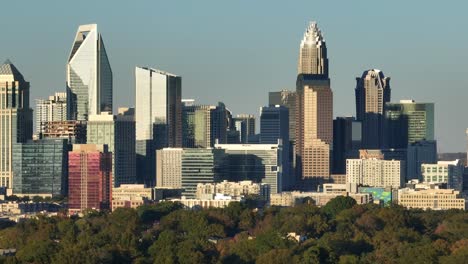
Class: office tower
181,148,225,198
135,67,182,186
35,92,67,134
421,160,464,191
260,105,291,189
87,112,136,187
296,22,333,188
269,90,296,141
386,100,435,148
182,105,214,148
182,99,195,107
346,159,404,188
66,24,112,121
210,102,231,144
214,142,283,194
0,60,33,189
12,139,68,197
68,144,112,214
355,69,391,149
406,140,437,180
332,117,362,174
156,148,183,188
233,114,256,143
41,120,87,144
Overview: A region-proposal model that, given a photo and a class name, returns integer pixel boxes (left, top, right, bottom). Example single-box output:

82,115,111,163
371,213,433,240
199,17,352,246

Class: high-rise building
68,144,112,214
355,69,391,149
295,22,333,188
0,60,33,189
260,105,291,189
406,140,437,180
135,66,182,186
156,148,183,188
269,90,296,141
87,111,136,187
298,22,328,76
210,102,232,144
332,117,362,174
12,139,68,197
35,92,67,134
181,148,225,198
182,105,214,148
233,114,256,143
214,142,283,194
386,100,434,148
66,24,112,121
346,158,404,188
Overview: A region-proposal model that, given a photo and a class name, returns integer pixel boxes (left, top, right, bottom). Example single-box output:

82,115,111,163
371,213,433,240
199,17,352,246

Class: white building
196,180,269,200
66,24,112,121
156,148,183,188
398,187,465,210
346,158,404,188
172,194,243,209
111,184,152,210
421,160,463,191
35,92,67,134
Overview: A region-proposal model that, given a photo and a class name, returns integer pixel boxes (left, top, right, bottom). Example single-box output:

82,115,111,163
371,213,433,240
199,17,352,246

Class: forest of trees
1,196,468,263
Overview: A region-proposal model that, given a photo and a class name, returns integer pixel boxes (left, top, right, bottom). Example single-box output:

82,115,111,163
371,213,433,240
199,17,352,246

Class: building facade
214,143,283,194
87,112,136,187
346,158,404,188
35,92,67,134
66,24,112,121
269,90,296,141
295,22,333,189
156,148,183,188
386,100,435,148
68,144,112,214
111,184,152,210
233,114,256,143
182,105,214,148
0,60,33,189
398,188,465,210
332,117,361,174
196,180,269,200
135,66,182,186
406,140,437,180
12,139,68,197
40,120,86,144
355,69,391,149
421,160,464,191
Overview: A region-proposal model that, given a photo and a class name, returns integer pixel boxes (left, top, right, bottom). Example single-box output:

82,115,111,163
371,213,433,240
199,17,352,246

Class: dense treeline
1,197,468,263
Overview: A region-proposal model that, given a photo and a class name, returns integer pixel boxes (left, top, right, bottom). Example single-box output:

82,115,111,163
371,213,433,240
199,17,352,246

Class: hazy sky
2,0,468,152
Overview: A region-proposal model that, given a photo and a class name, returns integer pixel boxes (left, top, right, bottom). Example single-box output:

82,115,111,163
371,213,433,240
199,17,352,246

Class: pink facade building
68,144,112,214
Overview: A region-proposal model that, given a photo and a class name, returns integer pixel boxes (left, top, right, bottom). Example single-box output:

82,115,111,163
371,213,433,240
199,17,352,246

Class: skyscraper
68,144,112,214
260,105,291,189
182,105,214,148
35,92,67,134
135,67,182,186
355,69,391,149
269,90,296,141
332,117,362,174
386,100,434,148
233,114,256,143
0,60,33,189
87,112,136,187
66,24,112,121
296,22,333,188
210,102,231,144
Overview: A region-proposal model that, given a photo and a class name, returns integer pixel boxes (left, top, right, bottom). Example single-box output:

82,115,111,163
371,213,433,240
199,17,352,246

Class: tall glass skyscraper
0,60,33,189
135,67,182,186
66,24,112,121
296,22,333,189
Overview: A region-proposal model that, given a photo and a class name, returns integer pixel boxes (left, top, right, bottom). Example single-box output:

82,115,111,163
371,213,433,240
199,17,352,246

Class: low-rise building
346,158,404,188
111,184,152,210
421,160,464,191
195,180,269,200
172,193,243,209
398,188,465,210
270,191,370,207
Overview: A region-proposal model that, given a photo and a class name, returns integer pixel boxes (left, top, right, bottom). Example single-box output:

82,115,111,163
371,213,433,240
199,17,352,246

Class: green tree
322,196,357,218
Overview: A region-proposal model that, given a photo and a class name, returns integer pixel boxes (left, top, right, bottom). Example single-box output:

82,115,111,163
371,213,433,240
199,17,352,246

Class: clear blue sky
2,0,468,152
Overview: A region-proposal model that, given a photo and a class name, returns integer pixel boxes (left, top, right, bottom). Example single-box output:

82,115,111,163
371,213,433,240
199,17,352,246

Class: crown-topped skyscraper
0,60,33,189
295,22,333,190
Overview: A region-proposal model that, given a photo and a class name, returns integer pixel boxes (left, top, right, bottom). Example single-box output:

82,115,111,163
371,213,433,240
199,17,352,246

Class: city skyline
2,1,468,152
